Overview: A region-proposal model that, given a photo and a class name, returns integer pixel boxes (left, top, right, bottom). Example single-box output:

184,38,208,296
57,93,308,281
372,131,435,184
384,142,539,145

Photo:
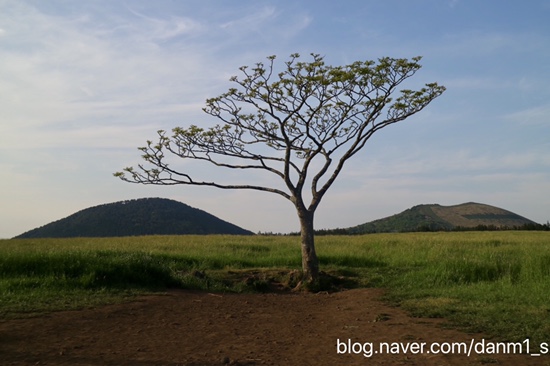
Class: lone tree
115,53,445,283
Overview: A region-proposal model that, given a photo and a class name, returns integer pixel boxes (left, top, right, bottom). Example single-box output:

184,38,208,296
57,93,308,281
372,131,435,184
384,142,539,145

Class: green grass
0,235,303,318
1,232,550,346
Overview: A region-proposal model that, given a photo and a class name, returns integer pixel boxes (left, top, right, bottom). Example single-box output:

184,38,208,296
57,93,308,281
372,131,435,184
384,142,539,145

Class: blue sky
1,0,549,237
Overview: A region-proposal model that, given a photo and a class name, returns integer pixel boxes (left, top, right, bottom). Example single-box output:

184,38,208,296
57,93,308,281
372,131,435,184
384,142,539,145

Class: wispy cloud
220,6,278,30
125,7,203,42
504,104,550,126
0,2,219,152
280,14,313,39
218,5,312,45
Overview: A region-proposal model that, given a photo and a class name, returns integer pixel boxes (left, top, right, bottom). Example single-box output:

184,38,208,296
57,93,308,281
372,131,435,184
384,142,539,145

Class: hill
346,202,539,234
15,198,254,238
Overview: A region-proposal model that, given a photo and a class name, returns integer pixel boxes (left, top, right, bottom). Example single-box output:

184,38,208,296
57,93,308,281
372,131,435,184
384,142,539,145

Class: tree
115,53,446,284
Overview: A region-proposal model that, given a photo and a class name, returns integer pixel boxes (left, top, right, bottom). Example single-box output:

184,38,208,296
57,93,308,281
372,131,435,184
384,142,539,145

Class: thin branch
116,54,445,219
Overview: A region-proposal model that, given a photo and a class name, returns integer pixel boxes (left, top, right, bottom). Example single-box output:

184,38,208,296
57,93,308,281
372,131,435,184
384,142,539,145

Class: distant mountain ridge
15,198,253,238
346,202,539,234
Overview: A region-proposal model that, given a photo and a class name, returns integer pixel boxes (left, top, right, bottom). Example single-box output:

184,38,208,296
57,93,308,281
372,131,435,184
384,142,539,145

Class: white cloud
280,14,312,39
218,5,312,47
220,6,277,31
0,2,219,152
504,104,550,126
125,7,203,42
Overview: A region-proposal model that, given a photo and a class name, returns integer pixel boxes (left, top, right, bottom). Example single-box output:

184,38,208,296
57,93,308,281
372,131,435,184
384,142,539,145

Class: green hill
15,198,254,238
347,202,538,234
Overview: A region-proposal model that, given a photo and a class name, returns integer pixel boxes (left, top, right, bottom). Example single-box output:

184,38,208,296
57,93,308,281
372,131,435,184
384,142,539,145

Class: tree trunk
297,208,319,283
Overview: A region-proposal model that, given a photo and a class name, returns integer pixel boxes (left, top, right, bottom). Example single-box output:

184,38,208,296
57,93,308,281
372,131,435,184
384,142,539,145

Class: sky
1,0,549,238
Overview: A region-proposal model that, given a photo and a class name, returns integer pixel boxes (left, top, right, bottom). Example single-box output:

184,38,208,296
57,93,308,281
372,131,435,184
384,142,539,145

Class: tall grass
1,232,550,344
0,235,302,317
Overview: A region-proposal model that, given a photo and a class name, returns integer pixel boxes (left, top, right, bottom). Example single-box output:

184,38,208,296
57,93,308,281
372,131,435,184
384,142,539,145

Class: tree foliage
117,54,444,205
116,53,446,282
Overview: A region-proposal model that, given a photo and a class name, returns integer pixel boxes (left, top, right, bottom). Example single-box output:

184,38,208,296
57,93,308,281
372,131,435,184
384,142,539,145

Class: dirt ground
1,288,548,365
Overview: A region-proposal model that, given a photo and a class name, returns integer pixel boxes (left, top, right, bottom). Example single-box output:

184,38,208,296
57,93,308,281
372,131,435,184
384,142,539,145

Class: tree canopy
116,53,446,283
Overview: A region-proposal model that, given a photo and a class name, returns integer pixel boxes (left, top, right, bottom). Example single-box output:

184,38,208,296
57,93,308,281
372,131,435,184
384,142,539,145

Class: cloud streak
505,105,550,126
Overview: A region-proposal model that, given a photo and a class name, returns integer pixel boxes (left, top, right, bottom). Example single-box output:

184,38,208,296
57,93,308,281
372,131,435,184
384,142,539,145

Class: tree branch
116,54,445,220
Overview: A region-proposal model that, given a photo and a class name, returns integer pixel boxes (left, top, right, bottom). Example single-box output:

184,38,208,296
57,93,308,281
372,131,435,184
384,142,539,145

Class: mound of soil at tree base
0,289,545,365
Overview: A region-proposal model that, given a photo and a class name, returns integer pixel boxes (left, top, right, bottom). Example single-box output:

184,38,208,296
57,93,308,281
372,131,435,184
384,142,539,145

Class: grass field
1,231,549,345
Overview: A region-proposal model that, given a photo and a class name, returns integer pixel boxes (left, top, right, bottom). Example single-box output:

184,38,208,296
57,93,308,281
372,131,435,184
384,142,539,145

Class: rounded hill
15,198,254,238
347,202,538,234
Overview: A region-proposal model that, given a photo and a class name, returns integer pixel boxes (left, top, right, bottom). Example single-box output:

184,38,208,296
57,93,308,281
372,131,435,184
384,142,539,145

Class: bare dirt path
1,289,547,365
